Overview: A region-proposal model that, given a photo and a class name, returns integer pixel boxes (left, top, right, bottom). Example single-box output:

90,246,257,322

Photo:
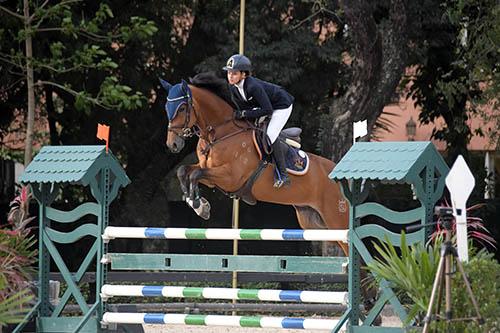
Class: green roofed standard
327,141,450,331
19,145,130,187
329,141,448,182
14,145,130,333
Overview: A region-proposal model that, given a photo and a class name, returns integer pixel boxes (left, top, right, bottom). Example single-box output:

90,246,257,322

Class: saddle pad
285,146,309,175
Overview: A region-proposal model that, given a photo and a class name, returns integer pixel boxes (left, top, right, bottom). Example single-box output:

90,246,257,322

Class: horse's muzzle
167,135,185,153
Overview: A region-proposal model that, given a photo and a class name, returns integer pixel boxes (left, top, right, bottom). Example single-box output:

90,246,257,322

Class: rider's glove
235,110,246,119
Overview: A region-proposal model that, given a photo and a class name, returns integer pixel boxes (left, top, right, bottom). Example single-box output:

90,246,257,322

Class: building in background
376,97,498,199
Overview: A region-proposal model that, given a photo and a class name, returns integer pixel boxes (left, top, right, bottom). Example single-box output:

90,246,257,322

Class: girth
216,160,268,205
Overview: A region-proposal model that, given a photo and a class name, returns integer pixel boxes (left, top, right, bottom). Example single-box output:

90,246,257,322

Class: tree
0,0,157,164
404,0,499,163
451,0,499,150
317,0,411,162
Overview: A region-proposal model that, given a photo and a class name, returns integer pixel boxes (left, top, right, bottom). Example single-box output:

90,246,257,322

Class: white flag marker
445,155,475,262
353,120,367,144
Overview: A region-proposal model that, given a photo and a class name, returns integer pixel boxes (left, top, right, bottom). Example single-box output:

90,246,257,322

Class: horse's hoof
195,197,210,220
199,209,210,220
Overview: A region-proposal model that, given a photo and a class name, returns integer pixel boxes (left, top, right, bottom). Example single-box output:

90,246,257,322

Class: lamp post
406,116,416,141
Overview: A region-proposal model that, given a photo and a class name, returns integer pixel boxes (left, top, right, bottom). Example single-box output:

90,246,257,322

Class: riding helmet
222,54,252,72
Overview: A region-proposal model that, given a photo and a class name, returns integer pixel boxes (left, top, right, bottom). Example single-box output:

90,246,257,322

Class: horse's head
160,78,196,153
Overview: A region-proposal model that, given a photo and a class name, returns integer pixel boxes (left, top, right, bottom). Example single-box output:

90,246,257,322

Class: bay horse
161,73,349,253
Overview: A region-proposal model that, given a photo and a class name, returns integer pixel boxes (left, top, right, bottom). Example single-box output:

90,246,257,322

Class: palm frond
0,289,34,325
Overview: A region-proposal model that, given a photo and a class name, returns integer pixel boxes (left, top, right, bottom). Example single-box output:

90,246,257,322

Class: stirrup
273,176,290,188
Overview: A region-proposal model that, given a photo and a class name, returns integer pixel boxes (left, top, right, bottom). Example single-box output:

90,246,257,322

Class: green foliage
447,251,500,332
405,0,500,160
0,289,34,326
367,233,500,330
366,233,441,323
0,187,37,326
0,1,157,116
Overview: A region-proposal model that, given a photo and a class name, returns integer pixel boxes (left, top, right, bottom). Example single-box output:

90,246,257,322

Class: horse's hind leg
295,206,348,256
294,206,325,229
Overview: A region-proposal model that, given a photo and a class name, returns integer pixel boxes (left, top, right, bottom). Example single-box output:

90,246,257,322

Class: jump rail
100,285,348,304
102,312,341,330
102,227,349,242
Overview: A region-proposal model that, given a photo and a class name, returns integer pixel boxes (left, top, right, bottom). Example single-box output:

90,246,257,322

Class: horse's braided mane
190,72,236,108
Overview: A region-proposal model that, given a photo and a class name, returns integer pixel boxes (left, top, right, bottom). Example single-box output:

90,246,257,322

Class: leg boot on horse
272,140,291,188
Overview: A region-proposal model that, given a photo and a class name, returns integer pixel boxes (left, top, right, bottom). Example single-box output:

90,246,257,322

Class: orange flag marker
97,123,110,153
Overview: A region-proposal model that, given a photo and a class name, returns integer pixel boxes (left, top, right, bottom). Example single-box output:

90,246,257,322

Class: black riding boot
272,140,290,188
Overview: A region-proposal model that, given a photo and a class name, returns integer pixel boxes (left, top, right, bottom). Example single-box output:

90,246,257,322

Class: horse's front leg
177,164,198,200
177,164,210,219
188,165,233,220
188,168,205,209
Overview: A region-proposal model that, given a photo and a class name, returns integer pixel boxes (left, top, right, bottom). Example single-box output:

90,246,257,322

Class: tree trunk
320,0,409,163
45,86,60,145
23,0,35,166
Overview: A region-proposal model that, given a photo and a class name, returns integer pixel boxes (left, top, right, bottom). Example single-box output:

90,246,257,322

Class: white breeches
267,104,293,143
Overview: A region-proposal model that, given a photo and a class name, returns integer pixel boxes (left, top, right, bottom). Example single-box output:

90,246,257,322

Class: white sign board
353,120,367,144
445,155,475,262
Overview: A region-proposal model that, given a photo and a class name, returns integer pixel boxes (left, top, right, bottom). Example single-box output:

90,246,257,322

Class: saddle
253,126,309,175
256,122,302,156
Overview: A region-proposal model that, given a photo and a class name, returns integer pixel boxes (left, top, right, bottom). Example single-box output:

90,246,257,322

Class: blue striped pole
101,285,347,304
102,312,342,330
102,227,348,242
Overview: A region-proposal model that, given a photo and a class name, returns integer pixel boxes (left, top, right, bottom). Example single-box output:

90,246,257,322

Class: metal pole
231,199,239,305
232,0,245,315
239,0,245,53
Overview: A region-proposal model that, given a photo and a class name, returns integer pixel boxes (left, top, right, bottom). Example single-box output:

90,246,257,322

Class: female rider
223,54,294,188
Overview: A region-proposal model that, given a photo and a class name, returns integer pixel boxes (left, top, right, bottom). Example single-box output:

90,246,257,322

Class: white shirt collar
235,78,245,89
235,78,247,101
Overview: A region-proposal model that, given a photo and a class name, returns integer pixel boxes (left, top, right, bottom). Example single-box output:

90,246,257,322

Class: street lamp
406,116,416,141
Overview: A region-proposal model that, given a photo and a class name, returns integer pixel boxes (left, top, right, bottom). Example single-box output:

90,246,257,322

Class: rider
223,54,294,188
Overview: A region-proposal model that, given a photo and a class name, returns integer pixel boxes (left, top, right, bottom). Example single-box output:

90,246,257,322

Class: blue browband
166,83,192,120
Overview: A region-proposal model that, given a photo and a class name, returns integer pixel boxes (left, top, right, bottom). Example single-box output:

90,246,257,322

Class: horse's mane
190,72,236,108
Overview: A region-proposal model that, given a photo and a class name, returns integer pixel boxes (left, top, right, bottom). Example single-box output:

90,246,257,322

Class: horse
160,73,349,254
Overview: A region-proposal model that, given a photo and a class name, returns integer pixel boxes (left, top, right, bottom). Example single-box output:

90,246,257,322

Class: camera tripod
422,214,484,333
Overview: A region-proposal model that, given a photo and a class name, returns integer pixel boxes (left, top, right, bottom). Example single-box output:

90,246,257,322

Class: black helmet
222,54,252,72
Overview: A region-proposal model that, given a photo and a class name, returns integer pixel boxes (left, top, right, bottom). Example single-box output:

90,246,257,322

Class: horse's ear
159,78,172,93
181,79,189,92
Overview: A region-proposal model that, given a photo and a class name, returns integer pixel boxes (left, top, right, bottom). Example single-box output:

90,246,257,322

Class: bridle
167,103,195,138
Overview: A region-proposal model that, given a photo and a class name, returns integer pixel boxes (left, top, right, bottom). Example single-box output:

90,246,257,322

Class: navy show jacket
229,76,294,118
